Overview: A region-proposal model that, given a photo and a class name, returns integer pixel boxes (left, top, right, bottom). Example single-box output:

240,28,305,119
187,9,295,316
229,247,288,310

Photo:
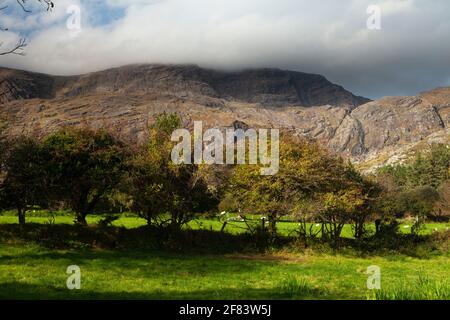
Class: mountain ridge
0,64,370,108
0,64,449,171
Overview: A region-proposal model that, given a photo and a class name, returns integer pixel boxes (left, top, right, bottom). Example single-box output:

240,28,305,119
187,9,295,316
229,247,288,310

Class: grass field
1,211,448,237
0,243,449,300
0,212,449,300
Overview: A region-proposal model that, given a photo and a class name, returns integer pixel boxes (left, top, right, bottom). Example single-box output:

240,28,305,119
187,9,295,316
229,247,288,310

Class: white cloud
0,0,449,98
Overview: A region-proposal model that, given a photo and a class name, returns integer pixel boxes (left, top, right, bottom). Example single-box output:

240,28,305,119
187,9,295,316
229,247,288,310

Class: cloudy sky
0,0,449,99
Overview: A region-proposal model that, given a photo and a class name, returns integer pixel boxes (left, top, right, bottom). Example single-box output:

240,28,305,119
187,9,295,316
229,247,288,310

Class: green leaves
377,143,450,222
378,143,450,189
129,113,217,228
40,128,128,225
224,135,380,239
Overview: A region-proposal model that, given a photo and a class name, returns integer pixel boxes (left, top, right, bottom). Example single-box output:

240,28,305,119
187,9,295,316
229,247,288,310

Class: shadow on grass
0,248,282,283
0,223,448,258
0,223,279,254
0,281,334,300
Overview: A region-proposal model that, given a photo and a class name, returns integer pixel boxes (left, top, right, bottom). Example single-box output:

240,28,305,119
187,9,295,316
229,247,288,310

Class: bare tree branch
15,0,31,13
16,0,54,13
0,38,26,56
0,0,54,56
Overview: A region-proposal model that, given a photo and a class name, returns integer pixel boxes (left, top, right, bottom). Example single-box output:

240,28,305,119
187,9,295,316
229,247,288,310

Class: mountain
0,64,369,107
0,64,449,171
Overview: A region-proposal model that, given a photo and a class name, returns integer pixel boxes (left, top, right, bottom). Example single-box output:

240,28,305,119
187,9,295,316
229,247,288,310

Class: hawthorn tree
225,136,349,235
225,135,382,243
0,135,47,225
129,113,218,230
342,168,381,240
41,127,128,225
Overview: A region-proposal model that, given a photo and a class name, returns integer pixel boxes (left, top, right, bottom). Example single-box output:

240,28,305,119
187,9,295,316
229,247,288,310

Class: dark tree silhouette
0,0,54,56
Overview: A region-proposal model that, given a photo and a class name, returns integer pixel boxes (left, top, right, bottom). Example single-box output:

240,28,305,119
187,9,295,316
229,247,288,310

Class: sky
0,0,450,99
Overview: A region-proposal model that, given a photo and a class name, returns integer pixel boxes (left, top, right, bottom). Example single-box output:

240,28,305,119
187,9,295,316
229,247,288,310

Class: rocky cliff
0,64,449,171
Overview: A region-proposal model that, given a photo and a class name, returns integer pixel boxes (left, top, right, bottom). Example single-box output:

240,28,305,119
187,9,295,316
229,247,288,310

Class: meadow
0,212,449,300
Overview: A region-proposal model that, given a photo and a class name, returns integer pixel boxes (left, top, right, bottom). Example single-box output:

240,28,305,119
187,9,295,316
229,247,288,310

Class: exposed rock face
0,64,449,171
0,64,369,108
0,68,55,104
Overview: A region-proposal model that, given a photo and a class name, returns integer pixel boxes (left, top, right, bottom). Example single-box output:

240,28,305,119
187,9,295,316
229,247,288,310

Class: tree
225,135,382,243
433,181,450,222
0,0,54,56
318,190,357,243
129,113,218,229
226,136,351,235
347,171,382,240
310,163,381,244
409,144,450,188
0,135,47,225
376,143,450,224
41,127,127,225
378,143,450,189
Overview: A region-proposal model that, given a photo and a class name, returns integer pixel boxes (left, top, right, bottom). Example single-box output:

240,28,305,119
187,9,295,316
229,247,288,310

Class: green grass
370,274,450,300
0,211,448,237
0,211,448,300
0,243,448,300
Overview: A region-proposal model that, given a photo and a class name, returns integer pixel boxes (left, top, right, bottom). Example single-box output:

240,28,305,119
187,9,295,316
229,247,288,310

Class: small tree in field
226,136,347,235
226,135,382,242
42,128,127,225
0,136,47,225
346,170,382,240
129,113,217,229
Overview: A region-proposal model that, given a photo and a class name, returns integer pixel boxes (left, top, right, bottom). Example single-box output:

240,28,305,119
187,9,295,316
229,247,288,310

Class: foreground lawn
0,243,448,300
1,213,448,299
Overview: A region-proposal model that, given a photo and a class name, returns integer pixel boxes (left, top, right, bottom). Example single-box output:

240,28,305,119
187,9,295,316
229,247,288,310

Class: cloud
0,0,449,99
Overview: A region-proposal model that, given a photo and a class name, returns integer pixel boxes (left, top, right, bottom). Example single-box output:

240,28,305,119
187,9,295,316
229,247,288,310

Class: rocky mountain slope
0,64,449,171
0,64,369,107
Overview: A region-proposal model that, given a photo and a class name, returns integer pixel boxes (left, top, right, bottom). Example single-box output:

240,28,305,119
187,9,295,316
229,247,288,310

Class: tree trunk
268,215,277,235
75,212,88,226
18,208,26,226
354,220,364,240
169,220,182,233
375,219,381,235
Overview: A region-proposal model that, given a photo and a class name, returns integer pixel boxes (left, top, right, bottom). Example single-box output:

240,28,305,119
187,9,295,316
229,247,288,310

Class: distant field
0,212,448,237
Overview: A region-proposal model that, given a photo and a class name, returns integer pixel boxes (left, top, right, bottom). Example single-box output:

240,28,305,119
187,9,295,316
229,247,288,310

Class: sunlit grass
0,243,448,300
0,211,448,238
0,210,448,300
